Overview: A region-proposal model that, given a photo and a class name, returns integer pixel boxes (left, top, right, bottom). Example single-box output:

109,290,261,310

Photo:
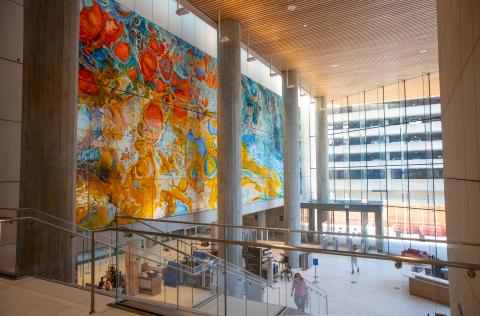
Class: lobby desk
139,274,162,296
409,274,449,307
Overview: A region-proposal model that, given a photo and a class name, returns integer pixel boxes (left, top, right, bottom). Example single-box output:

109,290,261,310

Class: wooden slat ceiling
185,0,439,99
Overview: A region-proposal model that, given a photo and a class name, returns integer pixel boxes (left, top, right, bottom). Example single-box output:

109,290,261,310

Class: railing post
177,238,180,311
326,293,329,315
224,226,227,316
115,216,119,302
90,230,95,314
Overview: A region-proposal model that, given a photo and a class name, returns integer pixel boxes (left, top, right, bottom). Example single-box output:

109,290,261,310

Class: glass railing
117,217,285,315
126,216,269,291
116,216,480,315
2,212,480,315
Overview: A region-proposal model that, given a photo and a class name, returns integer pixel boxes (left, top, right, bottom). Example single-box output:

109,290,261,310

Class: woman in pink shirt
291,273,308,312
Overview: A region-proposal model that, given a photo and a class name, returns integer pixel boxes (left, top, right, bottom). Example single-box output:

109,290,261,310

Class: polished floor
276,251,451,316
0,277,136,316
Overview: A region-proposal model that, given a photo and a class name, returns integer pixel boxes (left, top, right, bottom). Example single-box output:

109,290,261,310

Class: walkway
274,251,450,316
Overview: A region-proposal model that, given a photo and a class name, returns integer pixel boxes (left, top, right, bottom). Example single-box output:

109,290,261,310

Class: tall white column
316,96,329,232
217,19,243,268
282,69,301,267
257,210,266,241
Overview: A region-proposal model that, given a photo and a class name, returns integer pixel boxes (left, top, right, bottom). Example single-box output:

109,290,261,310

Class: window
349,169,362,179
391,169,403,179
367,169,385,179
326,73,445,242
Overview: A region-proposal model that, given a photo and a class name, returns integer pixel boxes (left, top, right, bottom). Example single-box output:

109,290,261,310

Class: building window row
329,150,443,162
330,132,442,145
329,168,443,180
330,96,440,114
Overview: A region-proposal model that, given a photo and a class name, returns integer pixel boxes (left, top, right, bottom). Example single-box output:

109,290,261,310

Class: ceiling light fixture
287,4,296,11
419,49,427,54
246,33,256,62
175,1,189,16
269,53,278,77
217,11,230,43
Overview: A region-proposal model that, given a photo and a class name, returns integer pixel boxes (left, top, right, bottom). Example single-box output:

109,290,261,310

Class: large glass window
325,72,445,239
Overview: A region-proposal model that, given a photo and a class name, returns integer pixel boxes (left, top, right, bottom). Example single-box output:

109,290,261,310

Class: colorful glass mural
76,0,283,228
241,76,283,203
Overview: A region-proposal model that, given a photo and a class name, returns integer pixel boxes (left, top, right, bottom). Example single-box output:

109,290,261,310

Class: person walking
291,273,308,312
351,244,360,274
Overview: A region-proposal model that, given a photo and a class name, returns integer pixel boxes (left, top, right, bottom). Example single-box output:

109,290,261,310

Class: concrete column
217,19,243,268
17,0,79,282
316,96,329,233
361,212,369,235
437,1,480,314
308,209,316,232
375,210,383,253
257,210,266,241
282,69,301,268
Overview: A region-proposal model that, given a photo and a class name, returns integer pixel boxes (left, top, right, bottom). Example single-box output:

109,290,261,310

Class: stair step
114,299,210,316
278,306,311,316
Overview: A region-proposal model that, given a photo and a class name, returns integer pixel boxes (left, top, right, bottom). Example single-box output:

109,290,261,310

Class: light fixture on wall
246,33,256,62
218,11,230,43
175,1,189,16
269,53,278,77
286,69,294,88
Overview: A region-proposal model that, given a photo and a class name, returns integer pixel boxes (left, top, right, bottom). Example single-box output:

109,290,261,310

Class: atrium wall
437,0,480,314
0,0,23,275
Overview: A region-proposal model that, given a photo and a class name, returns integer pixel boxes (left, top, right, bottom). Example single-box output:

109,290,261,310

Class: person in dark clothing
98,277,105,289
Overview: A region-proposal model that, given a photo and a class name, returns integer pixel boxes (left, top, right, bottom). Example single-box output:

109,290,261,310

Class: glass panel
327,71,444,256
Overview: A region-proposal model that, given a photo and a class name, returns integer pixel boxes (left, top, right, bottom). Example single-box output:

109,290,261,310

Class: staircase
0,209,328,315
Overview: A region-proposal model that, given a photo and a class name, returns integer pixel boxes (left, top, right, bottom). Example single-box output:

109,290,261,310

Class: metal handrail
4,216,479,271
97,225,480,272
3,209,477,246
116,215,480,247
3,216,479,316
0,216,197,276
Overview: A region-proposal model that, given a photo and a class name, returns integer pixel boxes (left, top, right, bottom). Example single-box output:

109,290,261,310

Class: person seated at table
98,277,105,289
107,265,116,280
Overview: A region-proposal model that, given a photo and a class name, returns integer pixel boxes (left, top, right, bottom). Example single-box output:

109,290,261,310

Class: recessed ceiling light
419,49,427,54
332,64,338,68
287,5,296,11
